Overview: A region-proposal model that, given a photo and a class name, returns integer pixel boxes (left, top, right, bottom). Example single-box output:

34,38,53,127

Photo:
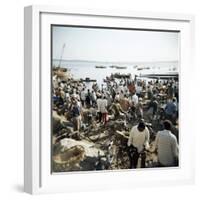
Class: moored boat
81,77,97,82
95,65,107,69
115,66,127,69
113,73,131,79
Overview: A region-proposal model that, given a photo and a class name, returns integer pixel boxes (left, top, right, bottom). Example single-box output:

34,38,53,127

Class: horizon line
52,58,179,64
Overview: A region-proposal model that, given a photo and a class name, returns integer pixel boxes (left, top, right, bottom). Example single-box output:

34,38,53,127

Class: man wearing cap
127,120,150,168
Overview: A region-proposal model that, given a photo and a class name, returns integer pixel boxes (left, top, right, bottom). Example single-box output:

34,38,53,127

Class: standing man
136,97,144,120
147,96,158,121
132,92,139,106
71,100,81,132
151,120,179,167
100,96,108,125
127,120,150,168
96,95,102,123
165,97,177,123
91,90,97,107
85,89,92,108
80,88,86,107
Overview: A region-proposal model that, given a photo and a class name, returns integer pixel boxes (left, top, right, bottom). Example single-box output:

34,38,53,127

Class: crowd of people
52,67,179,169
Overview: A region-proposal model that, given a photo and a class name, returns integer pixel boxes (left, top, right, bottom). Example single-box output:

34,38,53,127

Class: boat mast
58,43,66,68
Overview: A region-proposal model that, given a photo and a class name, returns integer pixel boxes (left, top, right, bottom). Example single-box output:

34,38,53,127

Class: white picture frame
24,5,195,194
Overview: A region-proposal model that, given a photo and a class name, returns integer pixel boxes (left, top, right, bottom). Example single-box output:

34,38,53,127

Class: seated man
127,120,150,168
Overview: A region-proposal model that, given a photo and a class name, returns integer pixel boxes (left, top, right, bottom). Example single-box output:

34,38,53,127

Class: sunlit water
53,60,178,88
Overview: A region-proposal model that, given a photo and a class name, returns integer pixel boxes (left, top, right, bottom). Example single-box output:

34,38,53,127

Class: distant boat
140,72,178,80
109,65,127,69
81,77,97,82
137,66,150,70
113,73,131,79
95,65,107,69
115,66,127,69
133,65,138,69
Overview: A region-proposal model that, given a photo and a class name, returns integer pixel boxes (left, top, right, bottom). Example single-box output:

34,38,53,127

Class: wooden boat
140,72,178,80
95,65,107,69
137,66,150,70
81,77,97,82
115,66,127,69
113,73,131,79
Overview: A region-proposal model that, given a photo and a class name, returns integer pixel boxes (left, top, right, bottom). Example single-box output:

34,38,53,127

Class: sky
52,26,179,63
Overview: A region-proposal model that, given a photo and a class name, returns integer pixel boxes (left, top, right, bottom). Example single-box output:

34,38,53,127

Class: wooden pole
58,43,66,68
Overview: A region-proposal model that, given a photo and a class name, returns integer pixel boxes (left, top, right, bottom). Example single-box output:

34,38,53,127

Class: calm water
53,60,178,87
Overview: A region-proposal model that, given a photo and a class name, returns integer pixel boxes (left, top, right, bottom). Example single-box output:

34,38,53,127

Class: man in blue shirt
165,98,177,123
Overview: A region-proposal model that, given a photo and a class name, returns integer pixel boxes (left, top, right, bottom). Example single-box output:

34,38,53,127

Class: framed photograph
24,5,195,194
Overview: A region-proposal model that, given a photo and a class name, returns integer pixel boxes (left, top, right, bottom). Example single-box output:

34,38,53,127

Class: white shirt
77,101,82,110
115,94,120,101
53,75,58,89
80,90,86,101
60,82,65,89
132,94,139,105
72,93,78,99
153,130,178,166
100,98,108,113
65,92,70,99
96,98,102,112
119,92,124,100
127,125,150,153
136,85,142,94
91,92,97,101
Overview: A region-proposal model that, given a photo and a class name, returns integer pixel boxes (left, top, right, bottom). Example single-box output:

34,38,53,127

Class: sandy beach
51,64,179,172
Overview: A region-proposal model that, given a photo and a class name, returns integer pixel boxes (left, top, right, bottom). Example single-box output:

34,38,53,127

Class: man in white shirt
132,92,139,106
127,121,150,168
100,96,108,125
151,120,179,167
